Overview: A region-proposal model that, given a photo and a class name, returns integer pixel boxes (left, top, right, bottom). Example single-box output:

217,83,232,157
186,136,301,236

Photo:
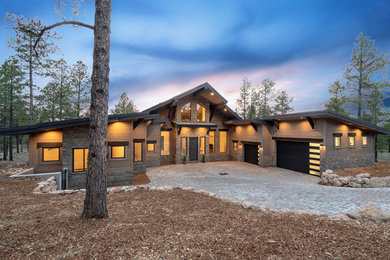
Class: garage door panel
277,141,309,173
244,144,259,165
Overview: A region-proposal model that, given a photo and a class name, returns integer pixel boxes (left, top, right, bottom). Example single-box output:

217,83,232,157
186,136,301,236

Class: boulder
241,201,257,209
108,187,121,193
356,205,390,223
356,173,370,179
329,214,350,221
346,211,363,221
371,177,387,188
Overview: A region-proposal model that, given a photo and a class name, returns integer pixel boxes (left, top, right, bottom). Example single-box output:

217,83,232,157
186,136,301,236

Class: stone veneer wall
322,119,375,171
145,123,162,167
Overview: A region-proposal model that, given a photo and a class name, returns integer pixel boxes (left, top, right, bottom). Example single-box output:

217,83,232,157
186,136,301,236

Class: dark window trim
348,133,356,137
108,141,129,146
219,129,229,132
333,133,343,137
111,145,126,159
147,140,157,144
38,142,62,148
333,136,341,148
134,141,143,162
72,148,88,173
42,147,61,162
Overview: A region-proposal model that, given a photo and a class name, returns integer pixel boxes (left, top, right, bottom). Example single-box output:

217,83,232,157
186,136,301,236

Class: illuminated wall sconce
258,144,263,152
239,143,242,149
210,92,214,96
224,108,227,111
320,143,326,151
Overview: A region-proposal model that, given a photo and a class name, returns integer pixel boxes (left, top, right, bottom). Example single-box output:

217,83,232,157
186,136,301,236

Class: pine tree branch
33,21,94,56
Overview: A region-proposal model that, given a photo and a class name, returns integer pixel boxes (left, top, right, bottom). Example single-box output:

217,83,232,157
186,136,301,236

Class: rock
356,173,370,179
333,179,343,187
346,211,363,221
356,205,390,223
196,190,210,196
329,214,350,221
50,190,66,195
108,187,121,193
181,187,195,191
79,189,86,193
121,186,136,192
32,186,42,194
156,186,173,191
241,201,257,209
371,177,387,188
64,190,76,194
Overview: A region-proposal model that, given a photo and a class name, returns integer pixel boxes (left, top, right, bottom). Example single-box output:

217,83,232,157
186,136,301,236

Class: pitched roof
142,82,241,120
0,113,158,135
262,110,390,135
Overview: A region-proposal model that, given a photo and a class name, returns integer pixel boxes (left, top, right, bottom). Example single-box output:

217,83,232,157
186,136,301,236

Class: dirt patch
334,162,390,177
1,174,389,259
132,173,150,185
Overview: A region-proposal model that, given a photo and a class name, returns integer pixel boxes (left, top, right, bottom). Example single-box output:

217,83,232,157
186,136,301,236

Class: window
220,131,227,153
181,137,187,156
348,133,356,147
42,147,60,162
181,103,191,121
200,137,206,155
209,131,215,153
362,133,368,146
196,104,206,122
161,131,170,155
147,141,156,152
134,141,143,162
73,148,88,172
233,141,238,152
333,133,342,147
111,145,125,159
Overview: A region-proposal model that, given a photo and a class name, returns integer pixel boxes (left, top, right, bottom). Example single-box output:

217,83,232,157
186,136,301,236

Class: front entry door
189,137,198,161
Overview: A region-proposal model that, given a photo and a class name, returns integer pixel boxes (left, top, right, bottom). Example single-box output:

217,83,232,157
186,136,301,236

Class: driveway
146,161,390,215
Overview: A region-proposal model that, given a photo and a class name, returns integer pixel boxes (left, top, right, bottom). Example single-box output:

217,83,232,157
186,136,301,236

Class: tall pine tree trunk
9,74,13,161
20,135,23,153
3,116,7,161
16,135,19,153
82,0,111,219
29,39,34,124
8,135,13,161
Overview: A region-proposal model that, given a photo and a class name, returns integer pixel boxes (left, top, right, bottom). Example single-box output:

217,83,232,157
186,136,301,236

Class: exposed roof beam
306,117,314,129
250,122,257,132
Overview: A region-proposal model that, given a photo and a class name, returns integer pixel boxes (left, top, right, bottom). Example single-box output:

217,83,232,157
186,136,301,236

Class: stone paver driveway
146,161,390,215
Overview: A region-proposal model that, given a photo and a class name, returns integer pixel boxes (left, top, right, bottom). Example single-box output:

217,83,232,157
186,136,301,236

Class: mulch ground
334,162,390,177
132,173,151,185
0,172,389,259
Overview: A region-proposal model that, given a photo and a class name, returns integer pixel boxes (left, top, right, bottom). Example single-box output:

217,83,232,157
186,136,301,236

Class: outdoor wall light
320,144,326,151
239,143,242,149
224,108,227,111
210,92,214,96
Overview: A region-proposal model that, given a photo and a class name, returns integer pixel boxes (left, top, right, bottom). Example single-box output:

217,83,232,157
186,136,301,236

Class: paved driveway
146,161,390,215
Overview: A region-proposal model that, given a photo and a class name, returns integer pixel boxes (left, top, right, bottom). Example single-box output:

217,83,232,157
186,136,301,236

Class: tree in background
247,88,258,119
0,57,25,160
71,60,91,118
36,82,59,122
111,92,138,114
236,78,251,119
361,80,388,125
7,14,59,124
325,80,349,115
274,90,294,115
256,78,277,117
344,32,388,118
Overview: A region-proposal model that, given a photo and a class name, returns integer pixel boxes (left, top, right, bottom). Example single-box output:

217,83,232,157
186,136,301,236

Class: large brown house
1,83,389,189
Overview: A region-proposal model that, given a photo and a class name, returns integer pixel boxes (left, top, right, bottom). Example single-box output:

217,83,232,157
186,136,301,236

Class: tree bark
16,135,19,153
9,71,13,161
3,116,7,161
20,136,23,153
82,0,111,219
29,38,34,124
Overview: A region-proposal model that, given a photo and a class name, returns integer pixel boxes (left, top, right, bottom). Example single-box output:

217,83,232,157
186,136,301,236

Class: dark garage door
277,141,309,174
244,144,259,165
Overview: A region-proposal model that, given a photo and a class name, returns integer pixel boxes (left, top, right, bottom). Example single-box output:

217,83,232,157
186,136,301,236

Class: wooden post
9,135,13,161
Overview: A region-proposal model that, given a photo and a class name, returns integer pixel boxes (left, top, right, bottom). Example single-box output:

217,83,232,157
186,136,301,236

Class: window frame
180,102,191,121
181,137,187,156
362,133,368,147
196,104,206,122
209,131,215,153
333,133,342,148
200,136,206,155
42,147,61,162
147,140,156,152
348,133,356,148
161,131,171,156
72,148,88,173
134,140,143,162
111,145,126,159
219,130,228,153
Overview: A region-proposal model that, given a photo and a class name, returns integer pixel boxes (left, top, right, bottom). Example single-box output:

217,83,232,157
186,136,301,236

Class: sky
0,0,390,113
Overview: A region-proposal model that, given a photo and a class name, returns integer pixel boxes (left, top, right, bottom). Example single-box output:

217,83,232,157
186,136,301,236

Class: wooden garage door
277,141,309,174
244,144,259,165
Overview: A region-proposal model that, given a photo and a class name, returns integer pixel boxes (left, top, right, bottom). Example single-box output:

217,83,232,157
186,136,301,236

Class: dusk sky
1,0,390,113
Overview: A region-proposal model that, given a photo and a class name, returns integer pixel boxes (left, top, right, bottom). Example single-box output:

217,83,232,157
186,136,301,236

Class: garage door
277,141,309,173
277,141,321,175
244,144,259,165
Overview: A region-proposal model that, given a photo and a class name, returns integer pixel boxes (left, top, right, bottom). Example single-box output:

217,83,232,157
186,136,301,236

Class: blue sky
0,0,389,112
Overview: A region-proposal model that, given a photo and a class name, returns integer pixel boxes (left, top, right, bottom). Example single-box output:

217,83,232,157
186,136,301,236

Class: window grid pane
73,148,88,172
181,137,187,156
220,131,227,153
161,131,170,155
196,104,206,122
209,131,214,153
147,143,155,151
200,137,205,155
134,142,142,162
112,146,125,158
43,148,60,162
181,103,191,121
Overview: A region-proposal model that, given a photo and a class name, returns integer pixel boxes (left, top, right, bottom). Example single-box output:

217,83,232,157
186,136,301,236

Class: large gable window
196,104,206,122
181,103,191,121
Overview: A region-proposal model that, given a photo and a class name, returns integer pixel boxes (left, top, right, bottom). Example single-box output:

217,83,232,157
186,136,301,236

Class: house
1,82,389,189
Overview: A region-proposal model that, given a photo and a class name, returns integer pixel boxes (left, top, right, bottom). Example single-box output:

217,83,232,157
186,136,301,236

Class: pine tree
236,78,251,119
111,92,138,114
344,32,389,118
6,14,59,124
325,80,349,115
274,90,294,115
361,81,388,125
247,87,259,119
71,60,91,118
256,78,276,117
